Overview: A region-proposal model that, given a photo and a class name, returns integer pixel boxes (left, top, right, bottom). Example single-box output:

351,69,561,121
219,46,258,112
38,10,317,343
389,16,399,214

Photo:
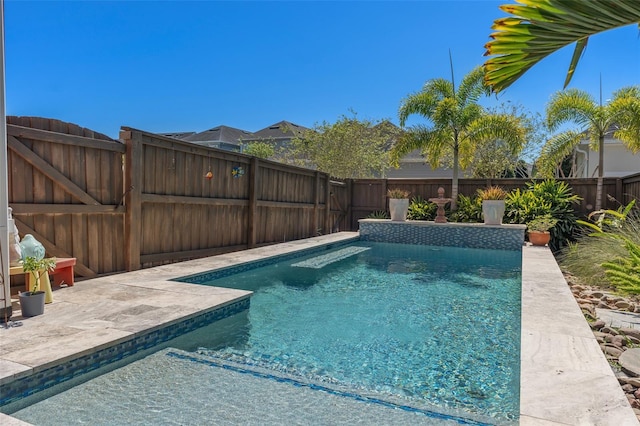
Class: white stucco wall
576,138,640,178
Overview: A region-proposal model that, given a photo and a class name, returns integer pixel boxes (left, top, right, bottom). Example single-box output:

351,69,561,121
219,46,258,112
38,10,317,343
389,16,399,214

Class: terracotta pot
528,231,551,246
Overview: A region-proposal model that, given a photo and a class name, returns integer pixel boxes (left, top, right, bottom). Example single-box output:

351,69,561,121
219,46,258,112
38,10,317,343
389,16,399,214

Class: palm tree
538,86,640,209
391,66,526,209
484,0,640,93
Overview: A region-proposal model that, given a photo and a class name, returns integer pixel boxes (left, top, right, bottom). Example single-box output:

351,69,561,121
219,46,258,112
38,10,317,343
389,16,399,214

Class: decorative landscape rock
620,349,640,377
565,273,640,422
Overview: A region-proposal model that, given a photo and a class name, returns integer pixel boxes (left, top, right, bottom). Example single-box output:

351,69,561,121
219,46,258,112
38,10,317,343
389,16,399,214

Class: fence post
247,157,258,248
382,179,388,212
324,174,331,234
313,172,320,235
347,179,353,231
122,129,142,271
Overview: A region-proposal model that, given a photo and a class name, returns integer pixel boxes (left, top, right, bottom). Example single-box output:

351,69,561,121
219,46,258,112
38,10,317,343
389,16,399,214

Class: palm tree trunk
595,134,604,210
451,144,459,210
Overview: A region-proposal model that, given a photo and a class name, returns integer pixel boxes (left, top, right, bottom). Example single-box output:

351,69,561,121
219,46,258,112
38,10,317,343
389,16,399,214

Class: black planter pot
19,291,46,317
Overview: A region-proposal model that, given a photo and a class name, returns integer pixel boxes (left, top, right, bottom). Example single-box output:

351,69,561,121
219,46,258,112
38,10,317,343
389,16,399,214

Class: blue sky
4,1,639,139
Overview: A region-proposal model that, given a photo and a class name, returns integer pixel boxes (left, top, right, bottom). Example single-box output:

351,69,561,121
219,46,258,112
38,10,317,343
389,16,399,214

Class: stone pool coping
0,231,636,425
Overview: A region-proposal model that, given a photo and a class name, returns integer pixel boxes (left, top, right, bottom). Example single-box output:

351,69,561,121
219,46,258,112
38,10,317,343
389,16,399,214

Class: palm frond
609,86,640,151
456,66,489,109
424,78,454,99
484,0,640,93
398,91,439,127
546,88,597,130
536,130,584,177
389,126,451,167
466,113,527,154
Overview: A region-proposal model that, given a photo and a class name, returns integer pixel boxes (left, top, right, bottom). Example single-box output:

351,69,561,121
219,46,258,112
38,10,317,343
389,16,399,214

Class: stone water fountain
428,187,452,223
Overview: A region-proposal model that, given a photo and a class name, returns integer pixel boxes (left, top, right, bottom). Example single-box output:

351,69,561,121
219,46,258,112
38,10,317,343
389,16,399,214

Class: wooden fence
8,118,346,281
6,117,639,282
120,128,347,269
7,117,126,280
348,176,639,229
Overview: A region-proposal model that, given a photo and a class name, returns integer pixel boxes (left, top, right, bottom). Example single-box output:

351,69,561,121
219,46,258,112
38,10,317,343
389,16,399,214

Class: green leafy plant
577,199,636,233
601,236,640,293
387,188,410,199
366,210,390,219
22,256,57,296
407,196,438,221
504,180,580,251
449,194,483,223
527,215,558,233
477,186,508,200
560,207,640,291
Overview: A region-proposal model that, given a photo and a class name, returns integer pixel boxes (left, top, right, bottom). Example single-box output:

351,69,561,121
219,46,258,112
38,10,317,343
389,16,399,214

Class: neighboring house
162,131,196,140
387,149,456,179
160,120,470,179
239,120,308,152
161,125,253,152
374,122,454,179
161,121,309,154
570,134,640,178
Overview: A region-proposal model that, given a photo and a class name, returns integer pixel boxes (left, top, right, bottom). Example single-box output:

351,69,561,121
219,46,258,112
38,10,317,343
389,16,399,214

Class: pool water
8,242,521,425
195,242,521,423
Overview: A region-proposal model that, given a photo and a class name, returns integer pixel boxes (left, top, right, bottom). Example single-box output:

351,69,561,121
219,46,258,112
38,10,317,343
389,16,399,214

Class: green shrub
477,185,508,200
602,236,640,292
560,207,640,293
504,188,551,224
504,180,580,251
367,210,389,219
407,196,438,221
449,194,483,223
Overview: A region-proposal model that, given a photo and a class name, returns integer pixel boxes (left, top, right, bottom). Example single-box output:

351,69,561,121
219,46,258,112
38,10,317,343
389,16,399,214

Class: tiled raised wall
359,219,526,251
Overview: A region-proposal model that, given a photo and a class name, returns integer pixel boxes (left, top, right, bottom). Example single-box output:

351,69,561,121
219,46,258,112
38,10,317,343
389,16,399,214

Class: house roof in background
247,120,308,140
182,125,254,144
161,131,196,140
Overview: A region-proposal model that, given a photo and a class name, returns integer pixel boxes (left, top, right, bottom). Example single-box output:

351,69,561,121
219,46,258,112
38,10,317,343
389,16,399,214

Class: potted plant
19,256,57,317
387,188,410,221
527,215,558,246
478,186,508,225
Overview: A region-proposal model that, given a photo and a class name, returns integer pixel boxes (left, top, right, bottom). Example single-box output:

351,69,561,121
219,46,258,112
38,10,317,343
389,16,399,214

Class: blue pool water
195,242,521,423
7,241,521,425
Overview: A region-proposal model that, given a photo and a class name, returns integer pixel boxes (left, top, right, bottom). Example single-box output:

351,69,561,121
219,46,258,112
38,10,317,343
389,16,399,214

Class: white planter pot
482,200,505,225
389,198,409,221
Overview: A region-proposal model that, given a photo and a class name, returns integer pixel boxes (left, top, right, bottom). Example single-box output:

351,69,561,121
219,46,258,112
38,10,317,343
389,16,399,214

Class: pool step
291,246,370,269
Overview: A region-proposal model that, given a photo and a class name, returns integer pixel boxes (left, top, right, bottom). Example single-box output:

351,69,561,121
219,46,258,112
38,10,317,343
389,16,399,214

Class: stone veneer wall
359,219,526,251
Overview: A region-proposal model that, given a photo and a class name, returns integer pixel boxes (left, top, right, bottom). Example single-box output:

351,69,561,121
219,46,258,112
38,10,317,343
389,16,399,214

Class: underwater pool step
165,350,492,426
291,246,370,269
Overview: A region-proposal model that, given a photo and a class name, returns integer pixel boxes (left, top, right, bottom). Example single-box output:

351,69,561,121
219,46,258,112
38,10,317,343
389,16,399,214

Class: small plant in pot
527,215,558,246
387,188,410,221
478,186,508,225
19,256,56,317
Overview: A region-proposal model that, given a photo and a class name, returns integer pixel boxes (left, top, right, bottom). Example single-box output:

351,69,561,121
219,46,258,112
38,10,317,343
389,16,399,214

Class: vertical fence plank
248,157,258,248
324,174,331,234
313,172,320,235
123,129,142,271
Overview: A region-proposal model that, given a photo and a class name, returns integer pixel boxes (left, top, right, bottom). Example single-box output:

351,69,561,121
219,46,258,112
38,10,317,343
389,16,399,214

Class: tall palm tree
484,0,640,93
391,66,526,209
538,86,640,209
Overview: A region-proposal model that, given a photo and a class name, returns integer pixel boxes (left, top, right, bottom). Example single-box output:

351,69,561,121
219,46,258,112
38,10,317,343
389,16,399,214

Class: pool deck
0,232,637,425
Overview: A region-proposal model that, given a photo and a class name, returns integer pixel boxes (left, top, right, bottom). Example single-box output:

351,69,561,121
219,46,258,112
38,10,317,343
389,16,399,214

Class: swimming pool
192,242,521,423
6,241,521,425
